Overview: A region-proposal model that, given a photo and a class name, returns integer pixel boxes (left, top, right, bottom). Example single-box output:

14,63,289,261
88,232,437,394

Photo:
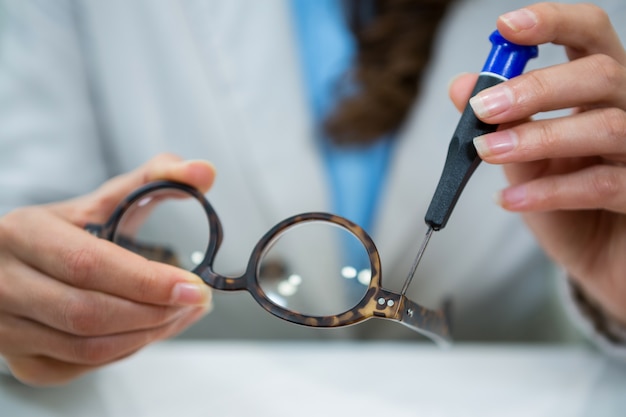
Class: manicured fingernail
474,130,518,157
495,185,527,209
499,9,537,32
470,85,514,118
171,282,211,306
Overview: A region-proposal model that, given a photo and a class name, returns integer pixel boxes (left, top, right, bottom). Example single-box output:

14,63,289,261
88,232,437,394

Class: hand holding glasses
86,31,537,346
85,180,452,345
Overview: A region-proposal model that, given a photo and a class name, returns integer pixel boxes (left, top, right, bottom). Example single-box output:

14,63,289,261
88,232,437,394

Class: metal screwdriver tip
400,227,434,296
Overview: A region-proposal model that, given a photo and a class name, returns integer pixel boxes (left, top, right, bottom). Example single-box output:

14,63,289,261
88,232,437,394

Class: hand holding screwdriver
402,30,538,295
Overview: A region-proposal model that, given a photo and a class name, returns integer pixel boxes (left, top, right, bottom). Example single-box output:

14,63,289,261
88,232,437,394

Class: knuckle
598,108,626,143
579,3,610,29
588,167,622,201
131,260,168,303
61,246,100,287
535,121,559,151
132,264,154,295
517,70,552,111
60,295,100,335
587,54,624,93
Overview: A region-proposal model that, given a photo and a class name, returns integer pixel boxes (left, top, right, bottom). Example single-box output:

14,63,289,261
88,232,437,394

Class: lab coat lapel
182,0,429,290
181,0,329,224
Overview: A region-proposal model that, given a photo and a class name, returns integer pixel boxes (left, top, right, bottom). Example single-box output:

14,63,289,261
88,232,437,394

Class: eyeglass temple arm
398,298,452,347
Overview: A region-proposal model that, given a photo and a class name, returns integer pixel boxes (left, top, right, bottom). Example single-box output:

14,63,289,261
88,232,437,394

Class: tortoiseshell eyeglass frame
86,180,451,346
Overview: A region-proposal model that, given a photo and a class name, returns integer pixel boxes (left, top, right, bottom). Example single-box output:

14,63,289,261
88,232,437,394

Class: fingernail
171,282,211,306
474,130,518,157
499,8,538,32
470,85,514,118
495,185,527,209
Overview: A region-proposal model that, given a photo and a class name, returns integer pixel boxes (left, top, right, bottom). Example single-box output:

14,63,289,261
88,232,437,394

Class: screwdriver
401,30,538,295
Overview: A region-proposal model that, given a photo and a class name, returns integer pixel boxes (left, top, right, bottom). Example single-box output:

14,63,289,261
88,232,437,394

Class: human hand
448,3,626,324
0,154,215,386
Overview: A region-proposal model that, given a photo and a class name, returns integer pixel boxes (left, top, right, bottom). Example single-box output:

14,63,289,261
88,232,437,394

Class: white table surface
1,341,625,417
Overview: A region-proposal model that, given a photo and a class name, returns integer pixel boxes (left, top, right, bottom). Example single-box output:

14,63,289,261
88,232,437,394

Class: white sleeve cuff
0,355,14,378
557,271,626,361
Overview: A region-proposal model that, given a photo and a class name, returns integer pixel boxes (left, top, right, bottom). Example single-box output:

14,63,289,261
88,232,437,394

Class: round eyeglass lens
112,188,210,271
257,220,371,317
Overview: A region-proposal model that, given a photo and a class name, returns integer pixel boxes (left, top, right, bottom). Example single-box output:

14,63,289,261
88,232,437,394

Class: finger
2,306,208,386
3,307,207,364
2,208,211,307
3,354,98,387
98,155,217,198
473,108,626,163
51,153,216,226
448,72,478,112
0,259,198,336
495,164,626,213
497,3,626,63
469,55,626,123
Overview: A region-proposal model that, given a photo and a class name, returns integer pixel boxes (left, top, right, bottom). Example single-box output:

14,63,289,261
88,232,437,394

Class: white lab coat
1,0,625,343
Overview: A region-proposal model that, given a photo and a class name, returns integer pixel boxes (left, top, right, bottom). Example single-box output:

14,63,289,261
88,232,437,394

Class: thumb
52,153,216,226
448,72,479,112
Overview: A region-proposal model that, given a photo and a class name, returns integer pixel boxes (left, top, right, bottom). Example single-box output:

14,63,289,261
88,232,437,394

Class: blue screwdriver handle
424,31,538,231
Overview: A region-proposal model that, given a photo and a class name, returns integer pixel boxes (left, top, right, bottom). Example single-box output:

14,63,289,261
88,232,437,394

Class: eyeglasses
86,180,451,345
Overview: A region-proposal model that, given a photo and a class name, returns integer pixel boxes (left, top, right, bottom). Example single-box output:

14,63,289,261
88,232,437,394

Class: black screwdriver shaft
424,74,503,231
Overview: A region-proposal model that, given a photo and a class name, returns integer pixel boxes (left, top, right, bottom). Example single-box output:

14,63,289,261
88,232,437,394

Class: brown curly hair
326,0,454,145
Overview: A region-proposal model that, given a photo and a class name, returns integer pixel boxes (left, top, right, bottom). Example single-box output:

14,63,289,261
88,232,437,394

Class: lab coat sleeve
0,358,11,377
558,273,626,361
0,0,110,377
0,0,109,216
547,0,626,361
